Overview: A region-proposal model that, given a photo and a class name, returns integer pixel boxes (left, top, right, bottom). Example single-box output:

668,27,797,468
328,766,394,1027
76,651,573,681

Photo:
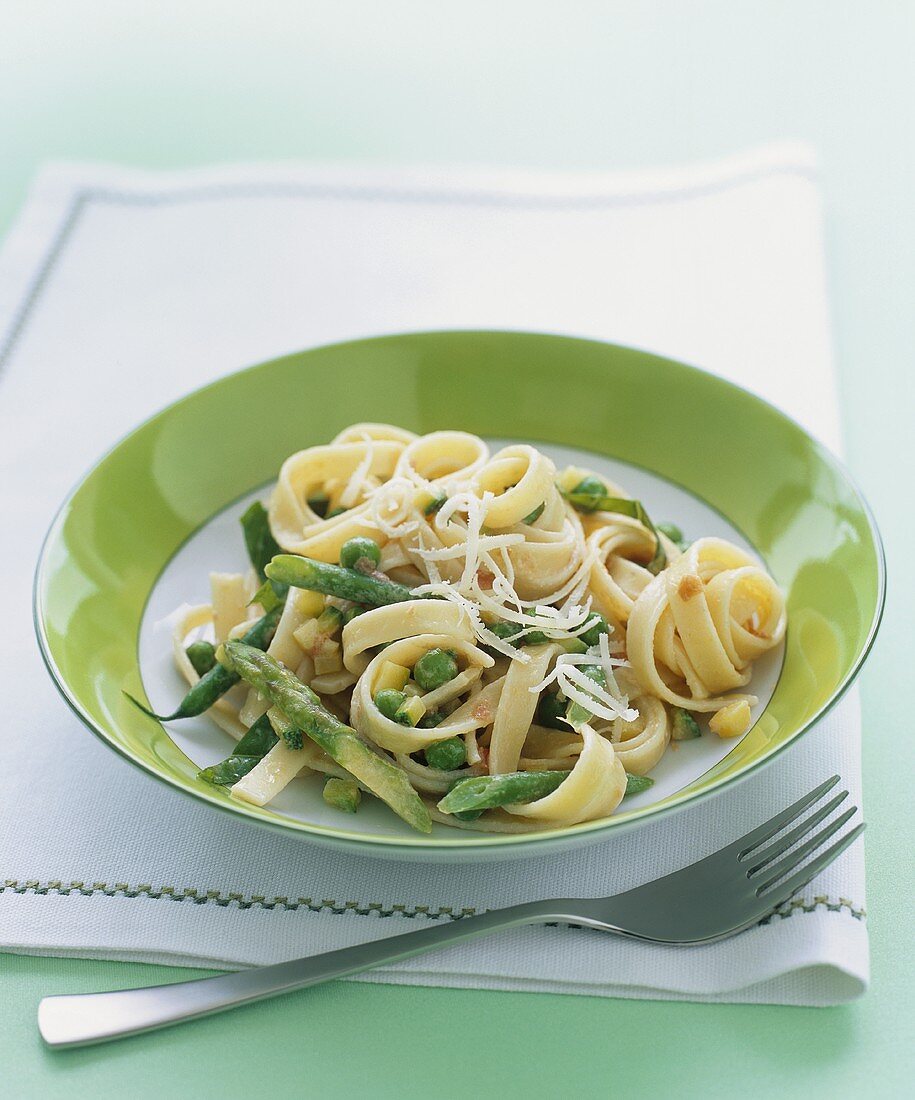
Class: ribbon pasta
169,424,786,833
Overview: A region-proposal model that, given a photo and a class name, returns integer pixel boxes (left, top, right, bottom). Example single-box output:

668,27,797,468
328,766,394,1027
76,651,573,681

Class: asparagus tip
123,692,175,722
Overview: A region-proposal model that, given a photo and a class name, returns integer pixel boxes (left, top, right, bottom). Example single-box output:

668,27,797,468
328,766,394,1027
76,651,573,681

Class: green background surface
2,2,912,1097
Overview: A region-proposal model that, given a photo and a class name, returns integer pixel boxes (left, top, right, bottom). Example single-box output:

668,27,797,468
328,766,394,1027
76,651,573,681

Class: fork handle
38,898,577,1047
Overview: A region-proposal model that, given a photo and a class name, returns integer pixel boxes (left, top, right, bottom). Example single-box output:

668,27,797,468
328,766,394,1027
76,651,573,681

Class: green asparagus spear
559,478,666,575
521,502,545,525
198,713,279,786
656,521,682,545
127,603,283,722
241,501,290,602
240,501,281,580
185,640,217,677
438,770,570,814
249,579,282,614
222,642,431,833
266,554,416,606
439,767,653,815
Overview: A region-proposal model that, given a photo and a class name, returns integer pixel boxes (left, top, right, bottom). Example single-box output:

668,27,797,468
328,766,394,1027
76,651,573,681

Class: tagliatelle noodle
593,693,670,775
210,572,255,644
269,437,408,556
627,537,786,711
332,423,418,446
488,643,560,774
472,444,556,528
350,634,494,753
171,604,247,738
341,600,474,674
395,430,490,489
586,515,669,632
503,724,627,824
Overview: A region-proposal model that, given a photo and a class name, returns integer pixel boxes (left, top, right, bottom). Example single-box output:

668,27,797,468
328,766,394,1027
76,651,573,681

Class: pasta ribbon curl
627,537,786,712
341,600,474,674
350,633,494,753
586,515,676,633
503,724,627,824
395,430,490,490
593,693,670,775
269,432,411,559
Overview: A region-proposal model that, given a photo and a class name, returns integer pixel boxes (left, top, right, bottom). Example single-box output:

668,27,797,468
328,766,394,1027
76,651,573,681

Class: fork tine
734,775,840,858
754,806,857,892
757,818,863,899
744,790,849,874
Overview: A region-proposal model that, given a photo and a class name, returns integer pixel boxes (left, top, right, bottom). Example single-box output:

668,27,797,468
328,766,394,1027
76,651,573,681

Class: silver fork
38,776,862,1048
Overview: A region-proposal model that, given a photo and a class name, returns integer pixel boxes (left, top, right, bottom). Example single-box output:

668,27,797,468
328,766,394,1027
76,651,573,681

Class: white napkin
0,145,867,1006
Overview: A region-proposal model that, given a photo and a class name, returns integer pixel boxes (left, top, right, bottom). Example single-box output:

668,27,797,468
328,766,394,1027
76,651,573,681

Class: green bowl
34,331,884,859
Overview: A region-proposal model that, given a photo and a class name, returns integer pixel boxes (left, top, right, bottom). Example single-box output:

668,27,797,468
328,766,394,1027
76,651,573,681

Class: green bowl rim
32,329,886,854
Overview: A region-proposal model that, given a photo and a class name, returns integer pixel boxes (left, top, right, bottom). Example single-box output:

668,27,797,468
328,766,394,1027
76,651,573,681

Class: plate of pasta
35,331,884,857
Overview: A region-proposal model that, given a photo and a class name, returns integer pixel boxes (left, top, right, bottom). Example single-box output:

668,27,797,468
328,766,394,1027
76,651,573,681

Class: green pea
339,537,382,570
537,691,569,730
489,621,522,643
413,648,459,691
418,710,444,729
375,689,407,722
425,737,466,770
579,612,610,648
488,620,548,647
185,640,217,677
570,476,607,510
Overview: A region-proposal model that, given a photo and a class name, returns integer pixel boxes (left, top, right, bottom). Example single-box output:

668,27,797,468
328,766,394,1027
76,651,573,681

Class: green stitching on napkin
0,879,865,923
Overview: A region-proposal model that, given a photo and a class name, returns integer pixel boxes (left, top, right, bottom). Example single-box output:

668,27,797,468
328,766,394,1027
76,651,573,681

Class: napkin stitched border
0,158,817,370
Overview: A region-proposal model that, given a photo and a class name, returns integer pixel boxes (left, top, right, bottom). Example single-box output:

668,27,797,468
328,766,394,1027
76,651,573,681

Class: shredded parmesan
530,635,638,724
367,476,420,538
339,434,375,509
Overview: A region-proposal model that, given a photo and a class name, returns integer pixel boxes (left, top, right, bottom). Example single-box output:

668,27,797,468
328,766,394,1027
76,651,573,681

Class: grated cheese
530,634,638,724
339,434,375,509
